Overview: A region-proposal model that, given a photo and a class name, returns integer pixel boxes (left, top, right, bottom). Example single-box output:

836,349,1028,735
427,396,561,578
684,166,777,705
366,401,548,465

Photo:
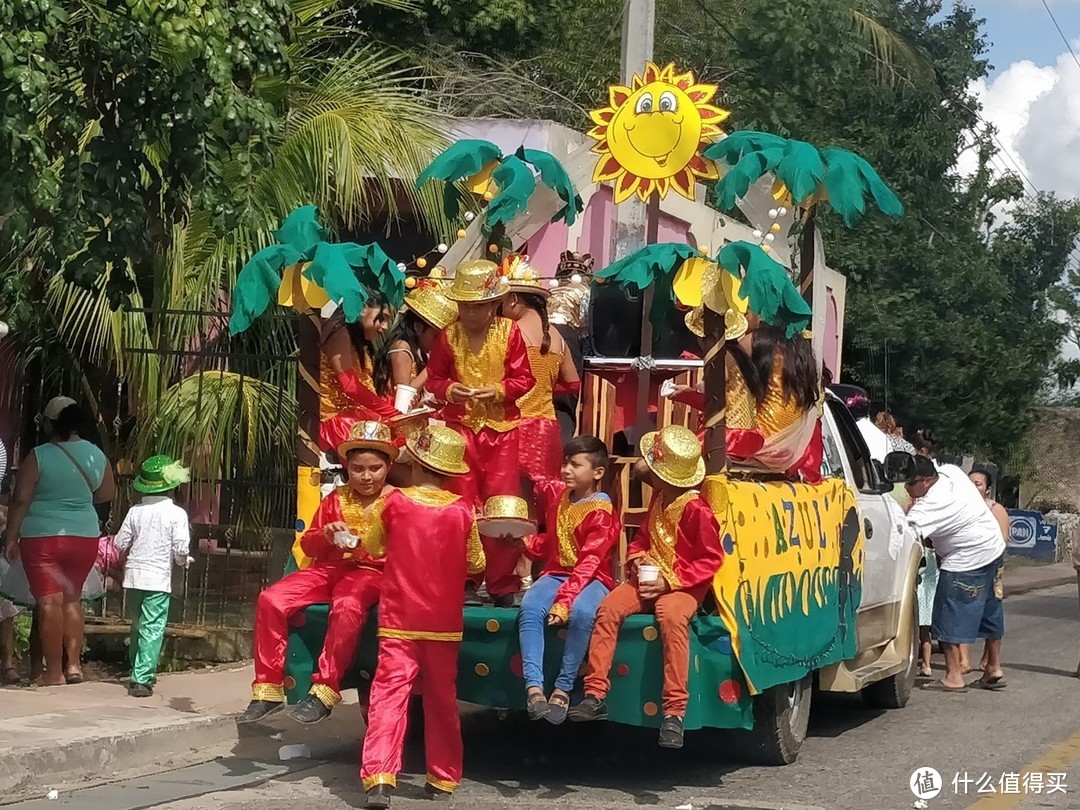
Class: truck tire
746,675,812,765
862,596,918,709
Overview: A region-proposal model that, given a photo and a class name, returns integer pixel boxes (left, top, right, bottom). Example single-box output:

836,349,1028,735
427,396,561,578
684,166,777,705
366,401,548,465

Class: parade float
233,61,922,765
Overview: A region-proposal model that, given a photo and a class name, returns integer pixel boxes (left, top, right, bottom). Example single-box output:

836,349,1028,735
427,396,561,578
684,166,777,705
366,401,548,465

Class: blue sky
978,0,1080,72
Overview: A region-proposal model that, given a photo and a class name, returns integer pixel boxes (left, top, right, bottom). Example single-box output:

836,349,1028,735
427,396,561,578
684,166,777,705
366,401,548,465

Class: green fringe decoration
596,243,700,330
517,147,583,226
717,241,812,339
486,155,536,228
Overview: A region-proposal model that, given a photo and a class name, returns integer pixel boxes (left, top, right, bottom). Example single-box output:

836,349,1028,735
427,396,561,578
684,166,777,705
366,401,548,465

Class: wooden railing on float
577,357,704,581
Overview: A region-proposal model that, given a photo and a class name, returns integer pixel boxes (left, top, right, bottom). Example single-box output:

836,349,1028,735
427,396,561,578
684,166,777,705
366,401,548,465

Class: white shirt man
905,464,1005,572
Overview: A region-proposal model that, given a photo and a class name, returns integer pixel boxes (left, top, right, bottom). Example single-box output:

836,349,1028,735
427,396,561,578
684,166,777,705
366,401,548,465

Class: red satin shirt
525,479,621,620
298,488,387,568
425,318,535,433
362,487,485,642
627,492,723,603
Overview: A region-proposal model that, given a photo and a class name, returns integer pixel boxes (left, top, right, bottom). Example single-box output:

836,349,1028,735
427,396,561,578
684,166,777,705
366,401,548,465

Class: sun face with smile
589,62,728,204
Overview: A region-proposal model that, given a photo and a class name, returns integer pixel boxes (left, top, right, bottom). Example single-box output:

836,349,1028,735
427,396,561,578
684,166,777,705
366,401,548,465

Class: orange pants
360,637,462,793
446,424,522,598
582,583,699,717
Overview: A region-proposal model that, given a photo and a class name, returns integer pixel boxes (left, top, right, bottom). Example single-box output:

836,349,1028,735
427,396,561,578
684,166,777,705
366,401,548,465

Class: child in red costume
425,259,535,608
516,436,619,725
359,425,485,808
239,422,396,726
569,425,723,750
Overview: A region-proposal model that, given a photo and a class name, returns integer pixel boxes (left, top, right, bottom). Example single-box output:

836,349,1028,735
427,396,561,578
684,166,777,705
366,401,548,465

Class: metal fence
11,307,300,633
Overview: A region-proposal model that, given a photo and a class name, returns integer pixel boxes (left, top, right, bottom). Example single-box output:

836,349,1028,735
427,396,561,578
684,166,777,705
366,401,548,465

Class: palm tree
23,0,450,525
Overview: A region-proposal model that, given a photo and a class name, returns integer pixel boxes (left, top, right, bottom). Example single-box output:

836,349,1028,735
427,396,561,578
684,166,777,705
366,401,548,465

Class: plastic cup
394,384,417,414
638,564,661,583
334,530,359,549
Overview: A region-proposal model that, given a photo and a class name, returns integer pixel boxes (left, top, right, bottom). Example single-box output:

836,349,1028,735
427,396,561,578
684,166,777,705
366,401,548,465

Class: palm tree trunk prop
702,308,727,475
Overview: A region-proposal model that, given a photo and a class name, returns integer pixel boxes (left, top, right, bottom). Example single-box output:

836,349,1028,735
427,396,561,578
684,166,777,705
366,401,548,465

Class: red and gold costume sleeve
671,497,724,602
523,478,565,561
550,505,620,620
671,388,705,412
625,495,657,564
299,489,386,567
425,319,535,431
336,370,399,419
466,520,486,576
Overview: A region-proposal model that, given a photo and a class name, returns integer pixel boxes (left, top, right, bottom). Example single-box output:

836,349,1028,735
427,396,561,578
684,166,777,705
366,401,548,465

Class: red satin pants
251,563,381,703
446,425,522,598
360,637,462,793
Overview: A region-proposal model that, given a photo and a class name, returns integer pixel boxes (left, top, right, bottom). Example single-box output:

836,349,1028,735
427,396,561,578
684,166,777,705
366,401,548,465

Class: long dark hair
730,325,818,410
516,292,551,354
345,292,388,370
372,310,428,396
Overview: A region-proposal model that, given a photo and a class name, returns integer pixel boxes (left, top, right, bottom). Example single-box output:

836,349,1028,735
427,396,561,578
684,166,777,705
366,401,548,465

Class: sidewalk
0,665,356,802
1002,561,1076,597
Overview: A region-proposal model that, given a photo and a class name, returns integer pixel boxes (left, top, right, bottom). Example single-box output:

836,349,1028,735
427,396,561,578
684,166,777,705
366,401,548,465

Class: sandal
921,679,968,694
64,670,84,685
546,692,570,726
973,675,1007,691
917,665,933,678
1,667,20,685
526,690,550,721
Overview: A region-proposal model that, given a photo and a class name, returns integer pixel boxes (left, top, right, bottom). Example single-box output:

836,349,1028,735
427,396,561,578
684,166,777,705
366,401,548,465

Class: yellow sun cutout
588,61,729,204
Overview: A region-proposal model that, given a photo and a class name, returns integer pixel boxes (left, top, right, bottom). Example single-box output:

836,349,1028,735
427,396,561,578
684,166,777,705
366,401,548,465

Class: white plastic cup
334,530,359,549
394,384,417,414
638,564,660,583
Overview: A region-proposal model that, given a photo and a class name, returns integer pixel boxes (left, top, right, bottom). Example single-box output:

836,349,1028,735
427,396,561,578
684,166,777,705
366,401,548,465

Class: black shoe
492,592,519,608
425,783,453,800
658,715,684,749
545,695,569,726
366,784,393,808
290,695,332,725
129,683,153,698
567,695,608,722
464,583,483,607
237,699,285,724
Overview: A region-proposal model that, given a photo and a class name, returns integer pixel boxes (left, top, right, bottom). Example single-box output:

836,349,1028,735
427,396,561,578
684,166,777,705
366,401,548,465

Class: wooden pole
702,307,727,475
632,195,661,446
799,208,817,306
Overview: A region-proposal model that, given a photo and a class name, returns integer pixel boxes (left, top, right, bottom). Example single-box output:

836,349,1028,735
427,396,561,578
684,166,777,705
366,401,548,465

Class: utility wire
1041,0,1080,72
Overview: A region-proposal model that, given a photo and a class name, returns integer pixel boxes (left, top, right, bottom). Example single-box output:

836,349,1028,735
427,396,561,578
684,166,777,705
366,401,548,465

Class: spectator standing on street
842,389,888,463
905,456,1007,693
965,467,1011,675
113,455,192,698
4,397,115,686
0,434,18,683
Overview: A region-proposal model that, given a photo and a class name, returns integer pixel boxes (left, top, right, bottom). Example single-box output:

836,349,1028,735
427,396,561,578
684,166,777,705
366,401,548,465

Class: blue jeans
932,555,1005,645
517,574,609,692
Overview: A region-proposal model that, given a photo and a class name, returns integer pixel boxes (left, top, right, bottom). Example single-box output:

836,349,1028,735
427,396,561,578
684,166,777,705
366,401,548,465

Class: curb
1003,571,1076,598
0,713,239,799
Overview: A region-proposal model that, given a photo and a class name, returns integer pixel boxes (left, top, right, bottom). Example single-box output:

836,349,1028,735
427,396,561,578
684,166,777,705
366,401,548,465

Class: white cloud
964,48,1080,198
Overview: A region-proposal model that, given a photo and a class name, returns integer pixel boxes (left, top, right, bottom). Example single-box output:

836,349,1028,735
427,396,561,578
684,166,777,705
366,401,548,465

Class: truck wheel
746,675,812,766
863,597,918,709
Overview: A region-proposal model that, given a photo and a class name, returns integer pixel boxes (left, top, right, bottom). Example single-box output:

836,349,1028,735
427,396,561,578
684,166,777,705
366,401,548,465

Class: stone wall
1020,407,1080,514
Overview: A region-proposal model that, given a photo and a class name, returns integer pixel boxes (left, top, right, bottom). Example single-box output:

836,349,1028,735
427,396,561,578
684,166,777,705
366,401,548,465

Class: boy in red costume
517,435,620,725
359,425,485,808
239,422,396,726
425,259,534,608
569,425,723,750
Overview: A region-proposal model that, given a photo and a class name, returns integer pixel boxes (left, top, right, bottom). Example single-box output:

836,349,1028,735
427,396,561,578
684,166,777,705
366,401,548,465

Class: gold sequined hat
445,259,508,303
405,424,470,476
639,425,705,488
477,495,537,539
336,420,399,462
481,495,531,521
502,253,551,299
405,280,458,330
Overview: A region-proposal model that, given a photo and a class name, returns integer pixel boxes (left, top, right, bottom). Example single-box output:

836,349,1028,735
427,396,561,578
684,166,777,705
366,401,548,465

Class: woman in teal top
5,396,115,686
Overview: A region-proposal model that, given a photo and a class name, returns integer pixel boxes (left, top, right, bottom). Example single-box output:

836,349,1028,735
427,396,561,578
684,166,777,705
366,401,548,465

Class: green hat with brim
133,454,190,494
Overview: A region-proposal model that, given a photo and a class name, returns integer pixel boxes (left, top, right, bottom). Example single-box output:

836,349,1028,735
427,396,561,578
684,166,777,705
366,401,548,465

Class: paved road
16,584,1080,810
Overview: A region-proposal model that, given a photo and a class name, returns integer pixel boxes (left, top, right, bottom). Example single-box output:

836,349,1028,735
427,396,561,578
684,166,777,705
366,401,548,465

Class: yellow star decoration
588,62,729,204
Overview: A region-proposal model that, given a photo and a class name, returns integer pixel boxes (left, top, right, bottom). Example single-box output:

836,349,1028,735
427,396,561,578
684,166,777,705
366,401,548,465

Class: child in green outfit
113,455,192,698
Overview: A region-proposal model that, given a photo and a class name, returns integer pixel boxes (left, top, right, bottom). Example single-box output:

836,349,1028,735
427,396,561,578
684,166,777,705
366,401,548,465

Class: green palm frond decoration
416,139,582,228
517,146,584,226
229,206,405,335
596,243,700,329
717,241,812,339
707,132,904,228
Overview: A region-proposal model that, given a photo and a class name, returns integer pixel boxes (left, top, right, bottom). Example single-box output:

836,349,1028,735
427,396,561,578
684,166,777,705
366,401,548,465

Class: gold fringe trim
308,683,342,709
362,773,397,791
378,628,463,642
426,774,458,793
548,603,569,622
251,682,285,703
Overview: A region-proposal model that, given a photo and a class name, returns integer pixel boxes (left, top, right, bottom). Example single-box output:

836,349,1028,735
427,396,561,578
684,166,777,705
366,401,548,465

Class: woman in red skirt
4,397,115,685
